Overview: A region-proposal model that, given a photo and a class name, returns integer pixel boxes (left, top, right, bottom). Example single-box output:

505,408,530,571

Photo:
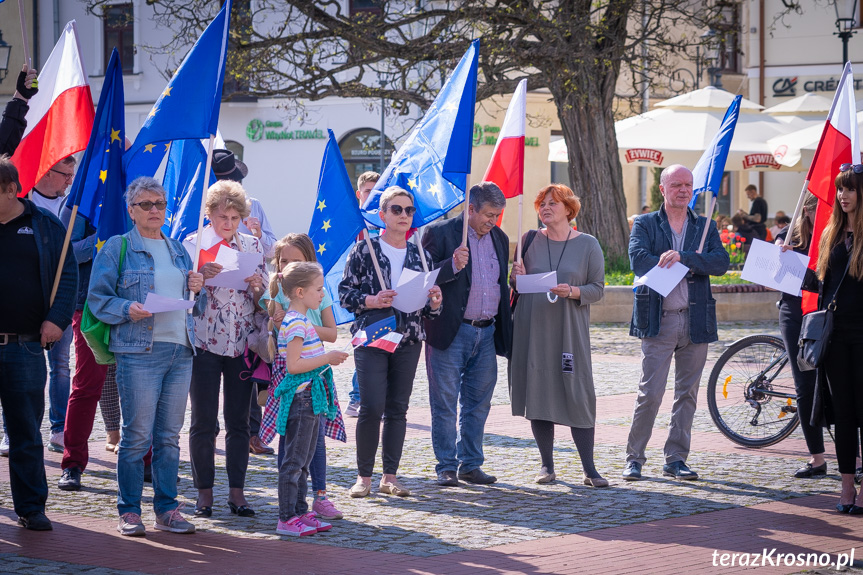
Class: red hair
534,184,581,221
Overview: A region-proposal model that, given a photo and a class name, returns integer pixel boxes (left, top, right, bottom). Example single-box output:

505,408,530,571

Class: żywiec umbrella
768,111,863,169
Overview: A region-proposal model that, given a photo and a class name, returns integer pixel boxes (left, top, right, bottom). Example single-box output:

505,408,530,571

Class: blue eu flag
689,95,741,209
162,139,214,241
124,0,231,184
65,49,129,253
363,39,479,228
309,129,367,326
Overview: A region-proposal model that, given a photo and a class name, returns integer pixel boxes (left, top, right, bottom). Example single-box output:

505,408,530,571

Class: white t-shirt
379,239,407,289
30,192,67,220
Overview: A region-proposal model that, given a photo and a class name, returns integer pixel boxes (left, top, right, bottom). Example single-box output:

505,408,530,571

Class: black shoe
228,501,255,517
194,505,212,518
622,461,642,481
849,505,863,515
794,462,827,478
58,467,82,491
837,503,854,514
436,470,459,487
457,468,497,485
856,467,863,485
17,511,53,531
662,461,698,480
143,464,152,483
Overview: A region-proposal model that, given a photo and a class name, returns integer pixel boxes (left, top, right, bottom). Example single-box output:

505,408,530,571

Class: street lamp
379,79,386,174
701,29,722,89
0,31,11,84
834,0,859,64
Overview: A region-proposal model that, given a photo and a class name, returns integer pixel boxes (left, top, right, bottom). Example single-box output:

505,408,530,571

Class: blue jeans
278,389,319,521
278,415,326,493
47,324,73,434
0,341,48,516
349,370,360,404
425,323,497,474
115,342,193,516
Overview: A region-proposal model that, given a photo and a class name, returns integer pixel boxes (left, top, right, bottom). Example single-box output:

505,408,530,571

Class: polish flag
11,21,94,196
367,331,403,353
350,330,367,347
801,63,858,313
483,79,526,200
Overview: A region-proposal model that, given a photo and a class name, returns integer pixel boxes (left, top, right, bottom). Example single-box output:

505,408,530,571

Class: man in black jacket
0,66,39,157
423,182,512,486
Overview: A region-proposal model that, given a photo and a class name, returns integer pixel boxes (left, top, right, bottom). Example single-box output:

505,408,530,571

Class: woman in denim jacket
88,177,205,537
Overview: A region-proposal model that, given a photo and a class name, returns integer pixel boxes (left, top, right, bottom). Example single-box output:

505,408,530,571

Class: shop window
338,128,394,187
716,2,740,74
103,3,134,74
225,140,244,162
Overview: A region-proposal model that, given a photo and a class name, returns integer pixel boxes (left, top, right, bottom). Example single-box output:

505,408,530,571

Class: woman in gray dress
510,183,607,487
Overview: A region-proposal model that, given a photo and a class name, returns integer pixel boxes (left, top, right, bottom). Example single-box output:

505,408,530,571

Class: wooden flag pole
696,194,716,254
17,0,31,67
515,195,524,263
783,181,809,247
415,226,429,272
461,186,471,247
363,227,387,290
49,204,77,306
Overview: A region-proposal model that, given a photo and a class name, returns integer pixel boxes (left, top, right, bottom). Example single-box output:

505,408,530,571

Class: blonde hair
281,261,323,298
266,234,319,357
789,192,818,252
817,170,863,281
205,180,251,219
379,186,413,212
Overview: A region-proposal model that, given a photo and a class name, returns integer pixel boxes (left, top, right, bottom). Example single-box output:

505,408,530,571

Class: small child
271,262,348,536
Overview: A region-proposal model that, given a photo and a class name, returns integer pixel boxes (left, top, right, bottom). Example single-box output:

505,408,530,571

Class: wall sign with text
246,119,326,142
772,76,863,98
472,123,539,147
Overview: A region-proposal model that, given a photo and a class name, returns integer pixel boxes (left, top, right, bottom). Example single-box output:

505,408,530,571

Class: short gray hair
469,181,506,210
379,186,413,212
125,176,166,207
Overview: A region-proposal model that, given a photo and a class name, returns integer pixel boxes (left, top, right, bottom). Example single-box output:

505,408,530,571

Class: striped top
272,310,325,386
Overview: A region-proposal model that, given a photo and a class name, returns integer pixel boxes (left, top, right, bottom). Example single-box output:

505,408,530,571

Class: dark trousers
277,389,319,521
778,299,825,455
355,343,422,477
189,350,252,489
824,336,863,475
0,341,49,517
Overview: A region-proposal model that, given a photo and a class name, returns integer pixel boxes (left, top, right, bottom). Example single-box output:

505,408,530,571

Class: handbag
797,257,850,372
81,237,127,366
246,309,274,364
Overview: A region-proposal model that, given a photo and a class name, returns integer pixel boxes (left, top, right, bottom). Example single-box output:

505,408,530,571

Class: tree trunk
555,91,630,262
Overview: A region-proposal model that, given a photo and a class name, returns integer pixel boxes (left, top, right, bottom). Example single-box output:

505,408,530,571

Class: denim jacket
87,226,206,353
628,206,730,344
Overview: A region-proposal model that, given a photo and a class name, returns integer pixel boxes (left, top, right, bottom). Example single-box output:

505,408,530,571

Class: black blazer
422,217,513,358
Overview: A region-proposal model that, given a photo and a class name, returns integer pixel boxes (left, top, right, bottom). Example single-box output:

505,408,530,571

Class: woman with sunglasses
806,164,863,514
88,177,206,536
339,186,442,498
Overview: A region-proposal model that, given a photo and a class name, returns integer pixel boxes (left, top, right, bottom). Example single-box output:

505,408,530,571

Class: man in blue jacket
0,156,77,530
622,165,729,482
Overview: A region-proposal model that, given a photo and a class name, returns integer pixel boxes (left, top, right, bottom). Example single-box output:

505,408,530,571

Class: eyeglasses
386,205,416,216
840,163,863,174
50,168,75,181
131,200,168,211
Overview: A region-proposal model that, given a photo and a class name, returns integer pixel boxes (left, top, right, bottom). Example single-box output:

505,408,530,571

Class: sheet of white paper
205,246,262,290
741,238,809,296
182,226,221,258
633,262,690,297
516,271,558,294
392,267,442,313
142,292,195,313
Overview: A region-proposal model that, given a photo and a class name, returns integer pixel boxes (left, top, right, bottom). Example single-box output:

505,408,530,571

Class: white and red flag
367,331,403,353
483,78,527,199
801,63,859,313
11,21,94,196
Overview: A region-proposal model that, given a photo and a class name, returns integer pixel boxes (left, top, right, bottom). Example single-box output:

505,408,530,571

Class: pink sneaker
312,497,343,520
276,516,316,536
300,511,332,532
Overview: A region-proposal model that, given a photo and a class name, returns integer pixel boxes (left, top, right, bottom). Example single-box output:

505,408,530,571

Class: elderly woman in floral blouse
187,180,267,518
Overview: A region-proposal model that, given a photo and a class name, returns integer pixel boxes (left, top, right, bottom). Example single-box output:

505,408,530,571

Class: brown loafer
379,479,411,497
583,475,609,488
249,436,275,455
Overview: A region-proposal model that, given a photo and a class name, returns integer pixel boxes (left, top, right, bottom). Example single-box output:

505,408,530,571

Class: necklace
545,228,573,303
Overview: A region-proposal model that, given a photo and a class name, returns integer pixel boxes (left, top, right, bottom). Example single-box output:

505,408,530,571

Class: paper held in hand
515,271,558,294
633,262,690,297
204,245,262,290
392,267,442,313
142,292,195,313
741,238,809,296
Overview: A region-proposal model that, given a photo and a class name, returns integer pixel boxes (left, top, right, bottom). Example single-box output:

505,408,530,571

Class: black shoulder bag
509,229,539,312
797,257,851,372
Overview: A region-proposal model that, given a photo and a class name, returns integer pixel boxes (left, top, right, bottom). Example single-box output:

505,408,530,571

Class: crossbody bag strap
827,255,852,311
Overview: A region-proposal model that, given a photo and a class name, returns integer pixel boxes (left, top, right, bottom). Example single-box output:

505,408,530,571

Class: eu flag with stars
162,138,214,241
123,0,231,184
309,129,367,325
64,48,129,253
362,39,479,228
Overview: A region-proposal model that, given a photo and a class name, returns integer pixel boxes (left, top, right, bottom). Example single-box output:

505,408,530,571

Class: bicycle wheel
706,334,799,448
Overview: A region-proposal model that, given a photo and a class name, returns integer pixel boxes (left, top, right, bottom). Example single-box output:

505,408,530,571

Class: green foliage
650,168,663,211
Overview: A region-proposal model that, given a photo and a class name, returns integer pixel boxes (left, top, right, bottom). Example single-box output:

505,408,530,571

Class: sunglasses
840,163,863,174
131,200,168,211
386,205,416,216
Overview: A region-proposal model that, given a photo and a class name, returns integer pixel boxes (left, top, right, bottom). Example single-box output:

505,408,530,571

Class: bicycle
706,334,799,447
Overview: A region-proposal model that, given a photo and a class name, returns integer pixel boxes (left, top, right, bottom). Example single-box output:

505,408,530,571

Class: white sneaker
0,435,9,457
48,432,64,453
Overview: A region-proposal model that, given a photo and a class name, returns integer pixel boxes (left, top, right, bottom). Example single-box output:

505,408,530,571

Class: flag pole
696,194,716,254
414,226,429,272
363,227,387,290
461,187,471,247
49,204,77,305
783,180,809,247
17,0,31,67
190,134,216,302
516,195,524,264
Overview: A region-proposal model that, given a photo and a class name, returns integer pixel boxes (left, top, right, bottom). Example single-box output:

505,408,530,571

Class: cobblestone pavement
1,321,859,573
